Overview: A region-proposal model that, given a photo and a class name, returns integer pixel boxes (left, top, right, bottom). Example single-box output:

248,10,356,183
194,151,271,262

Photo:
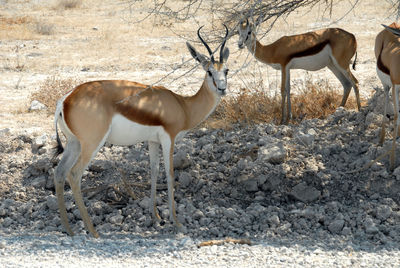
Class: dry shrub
205,79,362,128
55,0,82,9
30,77,81,113
35,21,55,35
207,88,281,128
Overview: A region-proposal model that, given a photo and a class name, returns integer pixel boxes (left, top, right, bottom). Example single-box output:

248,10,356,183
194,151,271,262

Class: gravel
1,90,400,266
1,232,399,267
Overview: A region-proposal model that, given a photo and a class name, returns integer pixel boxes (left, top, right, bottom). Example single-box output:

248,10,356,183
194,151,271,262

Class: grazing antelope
375,22,400,170
237,17,361,124
53,25,230,237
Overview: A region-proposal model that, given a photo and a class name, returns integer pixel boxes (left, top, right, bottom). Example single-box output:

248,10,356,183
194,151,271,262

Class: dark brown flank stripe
290,40,330,59
115,103,163,126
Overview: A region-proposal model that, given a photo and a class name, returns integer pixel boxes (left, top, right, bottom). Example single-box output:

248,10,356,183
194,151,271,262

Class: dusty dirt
1,0,400,255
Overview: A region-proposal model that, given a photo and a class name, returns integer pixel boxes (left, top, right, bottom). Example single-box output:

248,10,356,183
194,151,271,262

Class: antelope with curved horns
53,25,230,237
237,16,361,124
375,22,400,170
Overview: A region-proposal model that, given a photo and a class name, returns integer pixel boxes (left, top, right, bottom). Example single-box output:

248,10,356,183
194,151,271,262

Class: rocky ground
1,0,400,266
1,89,400,267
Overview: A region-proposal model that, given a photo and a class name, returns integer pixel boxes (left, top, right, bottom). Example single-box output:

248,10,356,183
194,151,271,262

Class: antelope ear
255,13,265,26
382,24,400,37
186,42,209,70
221,47,230,63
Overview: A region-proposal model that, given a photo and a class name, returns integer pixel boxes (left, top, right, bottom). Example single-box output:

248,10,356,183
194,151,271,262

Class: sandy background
0,0,398,134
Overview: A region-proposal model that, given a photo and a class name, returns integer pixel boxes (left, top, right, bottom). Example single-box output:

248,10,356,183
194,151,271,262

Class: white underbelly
106,114,164,146
377,67,392,89
267,63,282,70
288,45,332,71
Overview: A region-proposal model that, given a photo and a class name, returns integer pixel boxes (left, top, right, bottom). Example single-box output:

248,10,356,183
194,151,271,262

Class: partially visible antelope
53,25,230,237
237,16,361,124
375,22,400,170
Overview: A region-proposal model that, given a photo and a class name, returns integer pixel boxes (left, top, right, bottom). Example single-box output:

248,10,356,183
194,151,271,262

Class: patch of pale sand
0,0,397,134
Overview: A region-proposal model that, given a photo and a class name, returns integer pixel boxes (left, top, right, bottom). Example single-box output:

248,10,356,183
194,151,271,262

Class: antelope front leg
379,86,390,145
149,141,161,223
161,137,182,229
390,85,400,170
285,68,292,123
280,69,288,124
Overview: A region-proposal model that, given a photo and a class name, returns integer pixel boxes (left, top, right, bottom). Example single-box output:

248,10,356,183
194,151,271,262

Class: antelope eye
225,69,229,75
207,70,212,76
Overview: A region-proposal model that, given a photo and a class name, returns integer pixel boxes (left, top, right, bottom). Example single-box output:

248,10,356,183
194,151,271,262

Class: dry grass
31,77,363,128
0,16,34,39
30,77,81,113
205,79,363,128
0,16,32,25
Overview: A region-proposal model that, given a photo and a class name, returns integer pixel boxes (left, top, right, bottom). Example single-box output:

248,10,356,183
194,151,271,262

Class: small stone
29,100,47,111
220,151,232,162
161,208,169,219
193,209,204,220
258,143,287,164
139,197,151,210
365,225,379,235
31,134,48,152
244,179,258,192
290,182,321,203
199,217,211,226
0,128,10,137
30,176,47,188
393,166,400,180
364,218,379,234
341,226,352,236
268,214,280,225
365,112,382,127
108,214,124,225
46,195,59,211
174,151,190,169
376,205,392,221
178,172,192,188
89,162,105,172
46,176,55,189
179,237,194,248
328,219,345,234
296,130,315,147
257,175,267,186
223,208,238,219
2,217,13,227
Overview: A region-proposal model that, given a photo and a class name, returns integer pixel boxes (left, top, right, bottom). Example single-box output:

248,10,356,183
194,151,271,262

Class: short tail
53,113,64,160
352,51,357,71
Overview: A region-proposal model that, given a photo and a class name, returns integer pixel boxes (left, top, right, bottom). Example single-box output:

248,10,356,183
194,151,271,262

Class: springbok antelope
237,17,361,124
53,25,230,237
375,22,400,170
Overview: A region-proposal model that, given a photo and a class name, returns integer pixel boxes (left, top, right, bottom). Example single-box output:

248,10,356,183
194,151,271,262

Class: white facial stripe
238,24,253,47
207,67,228,93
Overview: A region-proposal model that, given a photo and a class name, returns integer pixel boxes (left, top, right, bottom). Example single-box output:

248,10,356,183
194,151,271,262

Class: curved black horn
197,26,215,63
220,24,229,63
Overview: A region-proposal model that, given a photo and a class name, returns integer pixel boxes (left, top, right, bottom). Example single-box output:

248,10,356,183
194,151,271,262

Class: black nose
219,88,226,95
238,43,244,49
